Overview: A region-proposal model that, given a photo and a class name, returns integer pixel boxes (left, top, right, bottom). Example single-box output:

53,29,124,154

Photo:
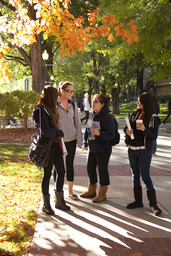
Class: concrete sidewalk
28,120,171,256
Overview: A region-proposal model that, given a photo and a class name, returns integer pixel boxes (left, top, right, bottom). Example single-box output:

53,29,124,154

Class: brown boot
80,184,97,198
92,186,108,203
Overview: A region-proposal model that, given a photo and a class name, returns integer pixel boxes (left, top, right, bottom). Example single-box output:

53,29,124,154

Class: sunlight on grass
0,144,42,256
113,103,171,123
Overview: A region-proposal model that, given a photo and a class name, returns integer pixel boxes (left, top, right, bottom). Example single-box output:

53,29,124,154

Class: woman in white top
57,81,83,200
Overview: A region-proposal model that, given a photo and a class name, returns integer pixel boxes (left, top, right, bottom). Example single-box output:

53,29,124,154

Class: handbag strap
38,107,51,141
39,107,42,138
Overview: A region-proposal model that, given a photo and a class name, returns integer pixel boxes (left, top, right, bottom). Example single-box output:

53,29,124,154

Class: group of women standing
33,84,162,217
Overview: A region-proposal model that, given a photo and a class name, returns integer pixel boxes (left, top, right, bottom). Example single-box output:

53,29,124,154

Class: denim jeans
128,148,154,190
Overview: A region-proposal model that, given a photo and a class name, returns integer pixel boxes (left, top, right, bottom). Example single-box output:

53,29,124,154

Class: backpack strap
100,112,107,130
68,99,75,114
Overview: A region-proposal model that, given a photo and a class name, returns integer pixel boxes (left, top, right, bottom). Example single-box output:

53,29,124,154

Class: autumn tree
100,0,171,96
0,0,138,93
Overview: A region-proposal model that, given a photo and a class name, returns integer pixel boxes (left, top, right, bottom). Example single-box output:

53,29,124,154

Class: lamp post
42,50,56,85
42,50,49,85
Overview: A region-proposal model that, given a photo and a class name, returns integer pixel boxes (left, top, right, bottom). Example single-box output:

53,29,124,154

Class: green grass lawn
0,144,42,256
113,103,171,123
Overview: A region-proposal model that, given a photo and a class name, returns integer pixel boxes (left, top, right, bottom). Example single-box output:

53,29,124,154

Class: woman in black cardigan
124,92,162,216
33,85,70,215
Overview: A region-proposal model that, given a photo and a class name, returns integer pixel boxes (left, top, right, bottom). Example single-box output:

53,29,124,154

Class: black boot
147,189,162,216
42,194,54,215
127,186,144,209
55,190,71,211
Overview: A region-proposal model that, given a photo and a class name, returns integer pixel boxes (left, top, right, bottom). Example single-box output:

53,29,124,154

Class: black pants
162,110,171,124
81,110,89,124
87,148,112,186
65,139,77,181
42,142,65,194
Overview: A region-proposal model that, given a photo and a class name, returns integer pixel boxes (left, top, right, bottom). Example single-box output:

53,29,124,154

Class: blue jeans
128,148,154,190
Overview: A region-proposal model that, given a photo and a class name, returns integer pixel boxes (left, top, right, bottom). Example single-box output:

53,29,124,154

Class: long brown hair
139,92,155,127
37,85,59,127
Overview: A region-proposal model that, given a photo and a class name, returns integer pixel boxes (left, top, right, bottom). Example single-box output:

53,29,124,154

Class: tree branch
5,55,29,67
7,32,32,68
0,0,16,12
16,47,31,68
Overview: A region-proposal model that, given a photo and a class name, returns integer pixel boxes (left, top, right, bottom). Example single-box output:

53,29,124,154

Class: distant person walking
81,92,90,124
79,97,84,113
124,92,162,216
162,99,171,124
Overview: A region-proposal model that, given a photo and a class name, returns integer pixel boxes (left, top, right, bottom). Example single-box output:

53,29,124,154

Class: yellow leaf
108,33,114,42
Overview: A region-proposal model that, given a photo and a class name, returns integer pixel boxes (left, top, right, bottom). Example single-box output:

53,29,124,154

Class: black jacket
124,110,161,152
84,106,115,153
32,105,64,143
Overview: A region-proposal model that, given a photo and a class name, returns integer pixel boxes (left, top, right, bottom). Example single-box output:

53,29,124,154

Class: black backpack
101,113,120,146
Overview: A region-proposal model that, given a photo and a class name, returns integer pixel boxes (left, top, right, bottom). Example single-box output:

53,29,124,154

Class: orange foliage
0,42,12,82
108,33,114,42
0,0,139,81
103,13,118,27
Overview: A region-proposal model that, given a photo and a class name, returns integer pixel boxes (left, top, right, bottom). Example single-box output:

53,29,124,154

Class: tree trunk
91,51,99,94
110,75,120,114
136,69,144,96
87,77,93,106
101,83,106,95
31,34,44,93
111,87,120,114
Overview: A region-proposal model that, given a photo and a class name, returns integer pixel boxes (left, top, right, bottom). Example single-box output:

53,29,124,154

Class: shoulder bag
28,107,52,168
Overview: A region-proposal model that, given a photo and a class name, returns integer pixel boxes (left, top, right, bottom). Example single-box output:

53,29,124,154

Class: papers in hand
58,137,68,155
61,138,68,155
125,117,134,140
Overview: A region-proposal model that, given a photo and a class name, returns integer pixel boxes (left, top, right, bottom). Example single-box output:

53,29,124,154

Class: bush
0,91,39,127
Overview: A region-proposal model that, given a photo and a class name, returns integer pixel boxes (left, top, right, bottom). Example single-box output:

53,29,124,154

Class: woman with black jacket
124,92,162,216
80,94,115,203
33,86,70,215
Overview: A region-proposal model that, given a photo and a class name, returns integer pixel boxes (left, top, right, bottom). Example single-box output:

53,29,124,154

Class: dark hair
37,85,59,127
95,94,110,107
152,95,160,114
139,92,155,127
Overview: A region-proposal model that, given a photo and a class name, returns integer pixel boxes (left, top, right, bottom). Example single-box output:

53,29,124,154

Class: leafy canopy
0,0,138,82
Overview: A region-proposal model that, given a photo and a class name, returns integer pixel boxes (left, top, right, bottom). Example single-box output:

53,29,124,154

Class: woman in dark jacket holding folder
81,94,115,203
124,92,162,216
33,85,70,215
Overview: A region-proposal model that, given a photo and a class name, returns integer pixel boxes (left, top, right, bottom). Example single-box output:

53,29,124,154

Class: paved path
28,120,171,256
